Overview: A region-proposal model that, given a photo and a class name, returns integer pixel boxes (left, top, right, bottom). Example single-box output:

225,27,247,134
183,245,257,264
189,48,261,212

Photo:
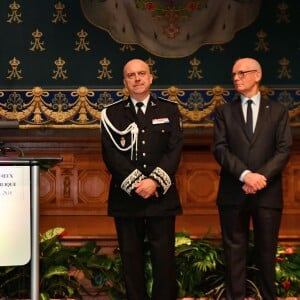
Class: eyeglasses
231,69,257,80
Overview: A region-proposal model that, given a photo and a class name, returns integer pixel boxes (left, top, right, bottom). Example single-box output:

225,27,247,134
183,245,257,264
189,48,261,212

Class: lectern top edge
0,157,63,169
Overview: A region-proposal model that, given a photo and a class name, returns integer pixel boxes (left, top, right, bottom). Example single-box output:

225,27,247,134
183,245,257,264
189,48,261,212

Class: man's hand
243,172,267,194
242,183,257,194
135,178,159,199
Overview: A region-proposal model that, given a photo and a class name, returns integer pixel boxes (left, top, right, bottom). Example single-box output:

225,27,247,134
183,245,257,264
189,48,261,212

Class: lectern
0,156,62,300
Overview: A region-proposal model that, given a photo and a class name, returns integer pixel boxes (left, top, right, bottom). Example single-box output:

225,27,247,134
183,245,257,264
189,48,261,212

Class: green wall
0,0,299,89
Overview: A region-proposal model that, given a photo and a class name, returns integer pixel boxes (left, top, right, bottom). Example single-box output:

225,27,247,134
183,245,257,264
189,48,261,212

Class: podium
0,156,63,300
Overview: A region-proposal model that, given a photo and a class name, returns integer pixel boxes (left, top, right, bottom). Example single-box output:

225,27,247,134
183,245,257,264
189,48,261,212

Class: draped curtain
80,0,261,58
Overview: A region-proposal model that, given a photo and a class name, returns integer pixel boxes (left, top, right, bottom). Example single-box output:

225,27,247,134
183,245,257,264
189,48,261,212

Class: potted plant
2,228,300,300
174,231,221,299
0,227,116,300
275,244,300,298
0,227,86,299
85,246,126,300
174,231,300,300
203,232,263,300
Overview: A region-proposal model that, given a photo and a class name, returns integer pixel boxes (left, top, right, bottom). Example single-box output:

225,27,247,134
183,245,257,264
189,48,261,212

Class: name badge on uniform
152,118,170,124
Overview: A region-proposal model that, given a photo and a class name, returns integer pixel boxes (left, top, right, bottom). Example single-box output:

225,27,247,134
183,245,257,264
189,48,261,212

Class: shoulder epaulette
157,96,177,104
105,98,128,109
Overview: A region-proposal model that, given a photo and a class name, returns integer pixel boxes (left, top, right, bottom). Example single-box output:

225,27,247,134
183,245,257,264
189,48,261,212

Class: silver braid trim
149,167,171,194
121,169,147,195
101,108,139,160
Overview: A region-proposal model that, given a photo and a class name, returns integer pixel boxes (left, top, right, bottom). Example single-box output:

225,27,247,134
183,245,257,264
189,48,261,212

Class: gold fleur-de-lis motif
255,30,269,52
210,45,224,52
188,57,203,80
278,57,292,79
276,1,290,24
97,57,113,80
6,1,22,23
120,44,135,52
29,29,46,51
52,1,67,24
74,29,90,51
52,57,68,80
145,57,158,80
7,57,23,80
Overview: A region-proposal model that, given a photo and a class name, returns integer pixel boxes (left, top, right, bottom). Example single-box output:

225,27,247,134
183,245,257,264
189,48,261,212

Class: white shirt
239,92,261,182
241,92,260,132
131,96,150,114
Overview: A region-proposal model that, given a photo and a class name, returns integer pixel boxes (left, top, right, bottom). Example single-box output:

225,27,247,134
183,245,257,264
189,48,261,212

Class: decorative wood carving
1,128,299,245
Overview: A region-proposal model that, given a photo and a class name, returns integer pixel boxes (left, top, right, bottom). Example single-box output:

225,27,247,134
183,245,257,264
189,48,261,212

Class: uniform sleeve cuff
121,169,147,195
149,167,171,194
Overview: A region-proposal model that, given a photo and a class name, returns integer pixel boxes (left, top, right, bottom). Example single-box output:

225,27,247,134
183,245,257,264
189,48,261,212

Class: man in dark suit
101,58,183,300
213,57,292,300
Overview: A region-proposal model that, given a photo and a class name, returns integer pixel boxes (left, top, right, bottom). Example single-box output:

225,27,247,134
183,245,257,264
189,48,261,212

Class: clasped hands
135,178,159,199
243,172,267,194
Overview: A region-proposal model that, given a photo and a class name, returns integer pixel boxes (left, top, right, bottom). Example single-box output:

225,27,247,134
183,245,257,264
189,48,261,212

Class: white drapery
81,0,261,58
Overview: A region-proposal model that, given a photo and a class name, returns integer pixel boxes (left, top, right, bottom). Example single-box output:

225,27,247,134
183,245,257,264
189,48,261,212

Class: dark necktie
136,102,144,126
246,99,253,138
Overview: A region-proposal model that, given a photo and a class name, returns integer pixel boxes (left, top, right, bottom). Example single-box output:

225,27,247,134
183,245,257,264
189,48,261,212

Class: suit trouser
114,216,177,300
218,204,281,300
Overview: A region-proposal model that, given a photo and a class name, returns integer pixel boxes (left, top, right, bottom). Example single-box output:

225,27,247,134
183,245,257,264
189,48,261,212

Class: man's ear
255,71,262,83
150,74,153,84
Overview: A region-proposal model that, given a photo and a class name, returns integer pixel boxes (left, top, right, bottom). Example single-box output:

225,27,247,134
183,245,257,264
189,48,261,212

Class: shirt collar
131,95,150,107
241,92,260,106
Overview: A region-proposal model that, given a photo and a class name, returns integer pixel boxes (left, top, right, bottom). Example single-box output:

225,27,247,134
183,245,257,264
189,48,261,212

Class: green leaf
40,227,66,243
39,292,50,300
42,265,69,279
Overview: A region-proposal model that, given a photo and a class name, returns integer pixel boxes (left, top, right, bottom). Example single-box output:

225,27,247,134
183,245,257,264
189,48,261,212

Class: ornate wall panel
38,152,111,215
1,128,298,244
0,86,300,129
177,152,220,214
0,0,299,247
286,157,300,209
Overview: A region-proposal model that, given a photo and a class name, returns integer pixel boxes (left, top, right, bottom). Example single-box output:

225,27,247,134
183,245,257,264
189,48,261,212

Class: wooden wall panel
0,128,299,246
39,153,111,215
177,152,220,214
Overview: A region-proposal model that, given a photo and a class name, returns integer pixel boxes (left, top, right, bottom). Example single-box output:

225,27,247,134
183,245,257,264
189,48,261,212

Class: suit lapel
232,96,272,143
232,98,250,139
252,97,271,141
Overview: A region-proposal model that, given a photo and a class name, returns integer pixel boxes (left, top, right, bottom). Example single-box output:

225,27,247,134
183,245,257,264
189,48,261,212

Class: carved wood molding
1,128,300,242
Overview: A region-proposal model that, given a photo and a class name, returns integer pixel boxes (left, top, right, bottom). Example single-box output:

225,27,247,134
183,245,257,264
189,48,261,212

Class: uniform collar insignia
150,100,156,106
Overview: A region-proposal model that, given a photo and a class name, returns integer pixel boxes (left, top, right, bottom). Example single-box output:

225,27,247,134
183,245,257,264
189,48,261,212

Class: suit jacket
213,95,292,208
101,96,183,216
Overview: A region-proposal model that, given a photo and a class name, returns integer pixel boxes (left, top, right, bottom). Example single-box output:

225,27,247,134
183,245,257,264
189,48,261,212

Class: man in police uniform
101,58,183,300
